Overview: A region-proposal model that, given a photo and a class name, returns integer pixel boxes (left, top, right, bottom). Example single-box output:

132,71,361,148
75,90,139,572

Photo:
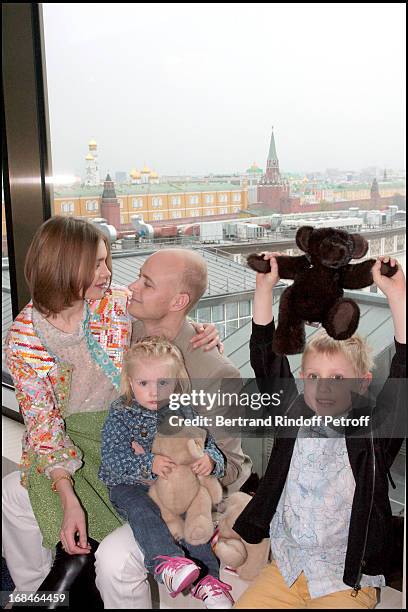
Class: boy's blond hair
121,336,191,403
301,329,374,376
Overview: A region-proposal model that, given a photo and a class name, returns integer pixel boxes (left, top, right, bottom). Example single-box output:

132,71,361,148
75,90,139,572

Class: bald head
147,249,208,313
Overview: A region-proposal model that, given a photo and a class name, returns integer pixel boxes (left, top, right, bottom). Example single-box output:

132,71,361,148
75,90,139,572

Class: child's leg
234,561,305,609
109,483,186,579
181,539,220,581
304,586,378,609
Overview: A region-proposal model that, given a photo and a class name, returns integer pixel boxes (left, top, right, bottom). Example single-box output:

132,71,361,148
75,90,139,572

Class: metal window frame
2,3,53,317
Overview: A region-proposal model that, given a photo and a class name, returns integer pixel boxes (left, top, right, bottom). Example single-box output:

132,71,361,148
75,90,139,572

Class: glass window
239,300,251,317
233,193,241,202
220,207,228,214
86,200,98,211
171,196,181,206
152,197,162,207
152,212,163,220
238,316,251,328
219,194,227,203
190,195,199,205
212,304,225,322
62,201,74,212
215,322,226,340
196,305,211,323
205,194,214,204
132,198,143,208
226,320,239,336
226,302,238,319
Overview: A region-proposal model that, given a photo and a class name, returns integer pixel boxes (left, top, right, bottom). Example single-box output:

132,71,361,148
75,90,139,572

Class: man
95,248,252,608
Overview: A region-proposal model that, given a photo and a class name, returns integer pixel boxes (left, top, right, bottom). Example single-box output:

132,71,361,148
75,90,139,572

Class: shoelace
154,555,192,581
193,576,234,602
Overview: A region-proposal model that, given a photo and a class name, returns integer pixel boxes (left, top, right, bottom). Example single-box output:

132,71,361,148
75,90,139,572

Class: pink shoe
192,575,235,609
154,555,200,598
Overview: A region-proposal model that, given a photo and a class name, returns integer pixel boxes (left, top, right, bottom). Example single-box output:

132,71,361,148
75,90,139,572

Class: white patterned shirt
270,424,385,598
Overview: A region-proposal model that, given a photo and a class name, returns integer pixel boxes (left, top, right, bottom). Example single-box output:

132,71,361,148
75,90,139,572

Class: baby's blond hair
301,329,374,376
121,336,191,403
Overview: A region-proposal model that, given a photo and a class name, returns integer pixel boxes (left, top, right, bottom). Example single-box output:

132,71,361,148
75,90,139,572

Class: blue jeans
109,483,219,583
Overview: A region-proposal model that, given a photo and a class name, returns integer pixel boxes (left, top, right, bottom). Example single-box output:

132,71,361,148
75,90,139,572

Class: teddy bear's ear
295,226,314,252
350,234,368,259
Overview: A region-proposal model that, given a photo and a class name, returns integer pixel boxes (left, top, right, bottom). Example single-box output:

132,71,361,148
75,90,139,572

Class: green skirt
27,410,123,550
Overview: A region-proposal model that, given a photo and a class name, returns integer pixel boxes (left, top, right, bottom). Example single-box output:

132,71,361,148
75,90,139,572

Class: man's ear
296,226,314,252
170,293,190,312
350,234,368,259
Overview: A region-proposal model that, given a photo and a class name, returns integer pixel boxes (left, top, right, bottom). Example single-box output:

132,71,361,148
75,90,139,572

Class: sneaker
192,575,234,609
154,555,200,598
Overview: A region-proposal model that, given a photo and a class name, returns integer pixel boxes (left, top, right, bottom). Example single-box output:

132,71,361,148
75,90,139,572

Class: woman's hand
190,322,223,353
60,501,91,555
191,453,215,476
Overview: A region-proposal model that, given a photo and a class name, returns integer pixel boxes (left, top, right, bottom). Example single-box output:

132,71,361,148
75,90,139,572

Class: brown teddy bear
211,492,270,581
247,225,397,354
148,426,222,546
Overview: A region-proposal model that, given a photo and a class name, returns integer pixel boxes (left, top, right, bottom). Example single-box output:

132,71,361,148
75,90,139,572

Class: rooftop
54,182,244,198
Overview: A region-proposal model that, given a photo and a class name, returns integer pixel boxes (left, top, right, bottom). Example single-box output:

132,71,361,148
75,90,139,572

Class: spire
265,126,280,183
268,126,278,162
102,173,117,200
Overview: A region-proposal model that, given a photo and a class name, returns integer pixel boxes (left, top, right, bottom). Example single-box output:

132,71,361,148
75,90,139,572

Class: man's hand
152,454,176,479
191,322,223,353
191,453,215,477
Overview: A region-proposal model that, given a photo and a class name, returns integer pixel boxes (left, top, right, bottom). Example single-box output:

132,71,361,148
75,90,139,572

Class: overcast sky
43,3,405,178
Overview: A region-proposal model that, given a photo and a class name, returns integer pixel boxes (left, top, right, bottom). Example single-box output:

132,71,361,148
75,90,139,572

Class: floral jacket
5,286,131,487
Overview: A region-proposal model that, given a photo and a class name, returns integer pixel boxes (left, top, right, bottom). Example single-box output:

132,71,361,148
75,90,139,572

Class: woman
2,216,220,598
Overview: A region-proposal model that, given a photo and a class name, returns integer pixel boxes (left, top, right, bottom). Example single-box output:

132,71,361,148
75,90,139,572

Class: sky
42,3,406,178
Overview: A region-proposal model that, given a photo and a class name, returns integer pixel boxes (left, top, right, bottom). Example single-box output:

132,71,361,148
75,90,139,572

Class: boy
233,254,406,609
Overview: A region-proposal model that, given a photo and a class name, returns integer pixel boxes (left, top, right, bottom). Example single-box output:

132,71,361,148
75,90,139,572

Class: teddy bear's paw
184,517,214,546
247,254,271,274
167,518,185,542
380,261,398,278
215,539,247,567
323,298,359,340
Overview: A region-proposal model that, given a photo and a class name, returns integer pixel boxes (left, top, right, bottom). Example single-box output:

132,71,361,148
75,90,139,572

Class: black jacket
233,319,406,592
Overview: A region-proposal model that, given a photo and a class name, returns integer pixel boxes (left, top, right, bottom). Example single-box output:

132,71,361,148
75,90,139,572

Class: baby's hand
132,441,145,455
152,455,176,479
191,453,215,477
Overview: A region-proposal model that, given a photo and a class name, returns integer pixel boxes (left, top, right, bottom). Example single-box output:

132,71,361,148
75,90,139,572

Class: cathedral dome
88,139,97,147
130,168,141,179
141,165,151,174
85,153,94,160
150,171,158,179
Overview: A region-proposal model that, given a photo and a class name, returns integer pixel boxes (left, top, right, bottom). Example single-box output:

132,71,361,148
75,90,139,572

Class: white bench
2,417,404,609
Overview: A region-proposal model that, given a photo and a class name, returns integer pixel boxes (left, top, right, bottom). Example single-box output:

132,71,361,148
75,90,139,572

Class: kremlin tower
256,128,292,212
101,173,120,229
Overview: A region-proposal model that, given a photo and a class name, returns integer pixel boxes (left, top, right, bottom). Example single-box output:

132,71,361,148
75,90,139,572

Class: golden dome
130,168,141,179
141,165,151,174
150,171,158,179
85,153,94,160
88,139,97,147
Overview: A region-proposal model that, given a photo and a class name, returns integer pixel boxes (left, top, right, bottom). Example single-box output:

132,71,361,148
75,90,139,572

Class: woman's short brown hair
25,216,112,315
